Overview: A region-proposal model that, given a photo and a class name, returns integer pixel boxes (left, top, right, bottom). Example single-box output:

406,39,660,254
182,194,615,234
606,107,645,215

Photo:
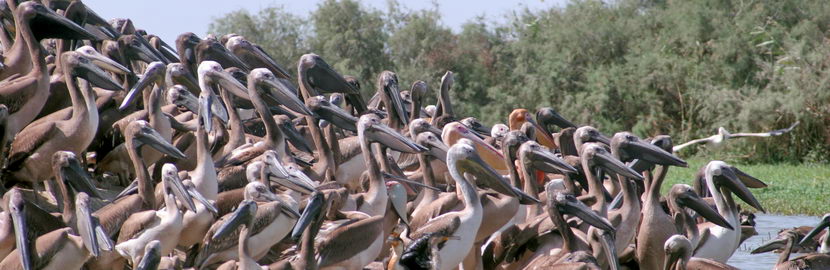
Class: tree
310,0,391,97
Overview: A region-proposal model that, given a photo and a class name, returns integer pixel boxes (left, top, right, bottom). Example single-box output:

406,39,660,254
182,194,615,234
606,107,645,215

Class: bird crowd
0,0,817,270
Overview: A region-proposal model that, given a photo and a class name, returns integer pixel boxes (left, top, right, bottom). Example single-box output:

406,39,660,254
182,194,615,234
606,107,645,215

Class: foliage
208,0,830,163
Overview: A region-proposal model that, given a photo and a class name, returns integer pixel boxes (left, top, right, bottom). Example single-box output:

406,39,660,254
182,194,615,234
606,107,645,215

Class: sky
83,0,566,44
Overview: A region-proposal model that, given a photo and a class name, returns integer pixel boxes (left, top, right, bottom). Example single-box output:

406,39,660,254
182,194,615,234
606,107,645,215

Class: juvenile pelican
115,163,196,266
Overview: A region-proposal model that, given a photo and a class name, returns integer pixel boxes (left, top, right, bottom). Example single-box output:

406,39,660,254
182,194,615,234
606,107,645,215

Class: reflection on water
728,214,820,269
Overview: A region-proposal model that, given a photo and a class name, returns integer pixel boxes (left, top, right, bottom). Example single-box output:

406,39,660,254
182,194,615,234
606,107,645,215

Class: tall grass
661,158,830,216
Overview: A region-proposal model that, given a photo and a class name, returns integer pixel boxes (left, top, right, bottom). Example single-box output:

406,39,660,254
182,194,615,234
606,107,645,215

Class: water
727,214,820,269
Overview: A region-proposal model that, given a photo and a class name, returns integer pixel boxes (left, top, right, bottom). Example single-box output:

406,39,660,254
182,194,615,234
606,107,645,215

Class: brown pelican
405,141,508,269
212,200,266,270
522,182,617,269
94,121,185,235
215,68,311,167
0,1,99,157
114,163,197,265
175,32,201,76
442,122,507,173
536,107,576,133
672,121,800,153
692,161,765,262
4,51,123,185
0,191,112,270
225,35,289,79
195,181,301,268
664,235,738,270
196,37,250,72
508,108,555,149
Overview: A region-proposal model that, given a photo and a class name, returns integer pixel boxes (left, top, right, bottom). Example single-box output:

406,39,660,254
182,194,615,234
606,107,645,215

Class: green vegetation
209,0,829,164
662,158,830,216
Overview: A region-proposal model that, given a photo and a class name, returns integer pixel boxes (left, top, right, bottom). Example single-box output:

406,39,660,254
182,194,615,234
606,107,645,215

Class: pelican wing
317,215,384,267
671,136,714,152
0,73,38,113
409,214,461,241
116,210,159,243
6,122,60,170
731,121,799,138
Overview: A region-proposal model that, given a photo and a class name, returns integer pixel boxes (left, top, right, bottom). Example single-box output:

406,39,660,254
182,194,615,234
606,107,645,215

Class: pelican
4,51,123,185
94,121,185,230
508,108,555,149
0,191,112,270
405,140,511,270
196,181,303,268
114,163,197,266
664,235,738,270
692,161,766,262
225,35,290,79
213,200,267,270
522,183,617,269
672,121,800,153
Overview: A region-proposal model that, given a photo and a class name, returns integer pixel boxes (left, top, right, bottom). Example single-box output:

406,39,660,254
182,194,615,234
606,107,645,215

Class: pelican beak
594,148,643,181
266,162,317,195
162,164,196,212
524,143,577,174
248,43,290,79
416,133,448,163
75,192,113,257
663,248,681,270
558,193,615,232
598,230,620,270
114,179,138,201
368,122,427,153
258,75,312,116
733,166,768,188
8,190,32,270
198,92,213,132
128,35,162,63
186,183,218,216
801,216,830,246
625,139,687,167
466,119,492,137
292,192,324,240
718,168,765,213
120,62,165,110
30,2,98,40
383,75,408,126
212,200,257,240
75,54,123,91
76,46,130,75
135,241,161,270
383,172,441,191
387,182,410,227
208,66,249,100
156,38,180,63
308,96,358,132
676,188,733,230
136,126,186,159
538,108,576,129
134,33,169,64
279,118,313,154
443,122,507,172
525,116,556,148
61,154,102,199
751,237,789,254
460,147,540,203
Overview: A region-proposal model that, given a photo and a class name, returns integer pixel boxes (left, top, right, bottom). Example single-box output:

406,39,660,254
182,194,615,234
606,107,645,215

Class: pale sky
83,0,566,44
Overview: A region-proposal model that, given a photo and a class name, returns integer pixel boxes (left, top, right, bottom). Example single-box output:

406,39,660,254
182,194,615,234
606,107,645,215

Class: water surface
727,214,820,269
